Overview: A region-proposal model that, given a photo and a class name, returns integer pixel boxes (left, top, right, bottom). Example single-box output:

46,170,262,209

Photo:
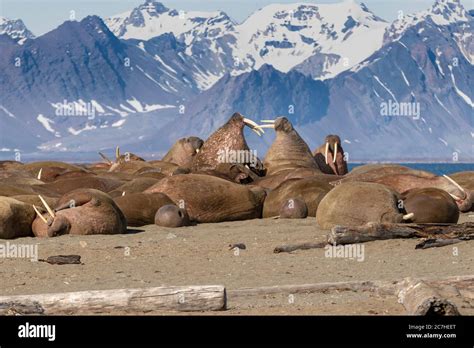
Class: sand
0,214,472,315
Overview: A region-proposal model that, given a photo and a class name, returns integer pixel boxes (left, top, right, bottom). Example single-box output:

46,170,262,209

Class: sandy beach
1,214,472,315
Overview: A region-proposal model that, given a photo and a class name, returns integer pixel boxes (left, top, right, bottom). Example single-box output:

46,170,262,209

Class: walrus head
442,175,473,212
32,196,71,237
260,117,319,176
191,112,265,172
162,137,204,167
318,135,348,175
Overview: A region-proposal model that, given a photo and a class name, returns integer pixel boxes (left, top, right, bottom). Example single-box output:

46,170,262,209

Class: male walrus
263,177,332,218
32,189,127,237
401,188,459,223
114,193,175,226
162,137,204,168
313,135,348,175
332,164,473,212
0,197,35,239
316,182,410,229
261,117,320,176
145,174,266,223
191,113,265,172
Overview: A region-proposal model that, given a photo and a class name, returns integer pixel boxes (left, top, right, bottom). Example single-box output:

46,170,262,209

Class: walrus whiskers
325,142,329,164
38,195,55,218
37,168,42,180
443,175,466,197
32,205,48,224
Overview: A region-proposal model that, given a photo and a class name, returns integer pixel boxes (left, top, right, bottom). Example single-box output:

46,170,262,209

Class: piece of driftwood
273,242,327,253
0,285,226,315
415,238,463,249
398,279,460,316
328,222,474,246
39,255,82,265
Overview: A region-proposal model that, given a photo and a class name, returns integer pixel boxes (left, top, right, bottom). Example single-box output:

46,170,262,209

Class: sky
1,0,472,36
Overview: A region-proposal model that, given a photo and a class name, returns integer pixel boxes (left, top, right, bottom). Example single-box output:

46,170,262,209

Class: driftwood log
398,279,460,316
273,242,327,253
328,222,473,246
0,285,226,315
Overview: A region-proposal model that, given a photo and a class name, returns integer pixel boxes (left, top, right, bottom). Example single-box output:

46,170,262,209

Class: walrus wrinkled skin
333,164,473,212
0,197,35,239
263,177,332,218
263,117,319,176
114,193,175,227
155,205,191,228
279,198,308,219
162,137,204,168
313,135,348,175
32,189,127,237
192,113,264,173
145,174,266,223
401,188,459,223
316,182,405,229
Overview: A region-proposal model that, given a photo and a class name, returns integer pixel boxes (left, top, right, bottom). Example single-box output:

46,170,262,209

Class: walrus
162,136,204,168
191,112,265,173
155,205,191,228
21,161,86,182
332,164,473,212
401,188,459,223
32,189,127,237
279,198,308,219
31,176,124,196
114,192,175,226
261,117,320,176
0,197,35,239
316,182,411,229
313,135,348,175
108,177,162,198
263,177,332,218
144,174,266,223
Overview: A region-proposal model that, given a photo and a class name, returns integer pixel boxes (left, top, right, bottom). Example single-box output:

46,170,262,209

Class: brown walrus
0,197,35,239
263,177,332,218
401,188,459,223
313,135,348,175
31,176,124,196
162,136,204,168
32,189,127,237
21,161,86,182
332,164,473,212
261,117,320,176
144,174,266,223
191,112,265,172
108,177,162,198
316,182,410,229
114,192,175,227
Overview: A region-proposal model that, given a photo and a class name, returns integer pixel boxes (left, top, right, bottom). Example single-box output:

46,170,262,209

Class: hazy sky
1,0,472,36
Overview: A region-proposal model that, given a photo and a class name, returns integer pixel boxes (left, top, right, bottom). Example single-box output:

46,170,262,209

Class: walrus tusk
250,127,262,136
449,193,462,201
325,142,329,164
195,148,200,153
402,213,414,221
122,191,126,196
443,175,466,198
99,152,112,165
333,143,338,164
38,195,55,218
243,118,265,134
258,124,275,129
260,119,275,123
33,205,48,224
115,146,120,161
37,168,42,180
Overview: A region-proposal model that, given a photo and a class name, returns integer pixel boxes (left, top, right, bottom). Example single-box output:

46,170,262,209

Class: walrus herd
0,112,472,239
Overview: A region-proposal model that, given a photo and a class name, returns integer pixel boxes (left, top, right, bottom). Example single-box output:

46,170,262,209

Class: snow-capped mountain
0,0,472,160
171,0,473,161
0,17,35,44
106,0,389,87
